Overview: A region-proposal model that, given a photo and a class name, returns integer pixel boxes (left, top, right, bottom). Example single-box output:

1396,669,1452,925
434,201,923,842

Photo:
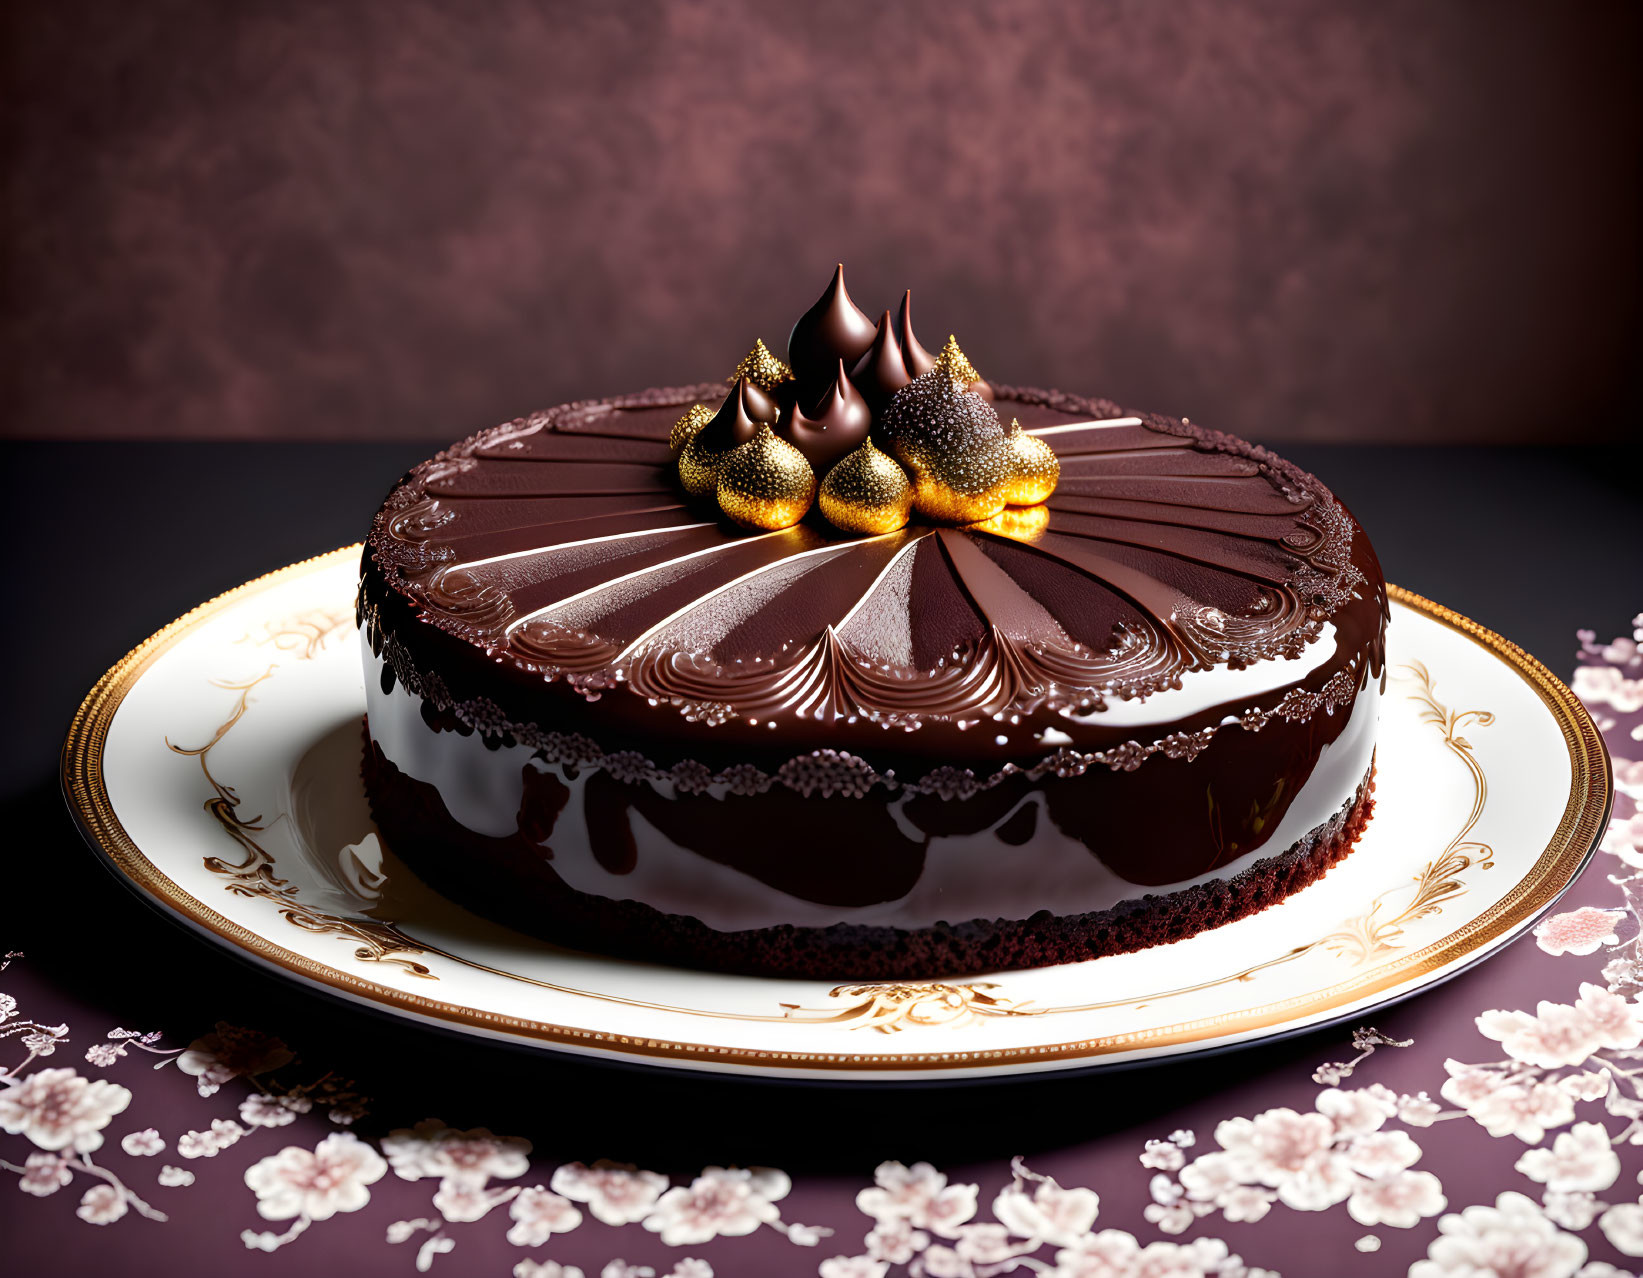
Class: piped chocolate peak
777,357,872,471
851,310,912,413
697,377,766,452
681,266,1057,532
786,264,878,403
895,290,937,378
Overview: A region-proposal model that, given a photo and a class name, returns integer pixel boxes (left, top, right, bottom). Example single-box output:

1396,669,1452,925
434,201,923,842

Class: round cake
359,268,1387,979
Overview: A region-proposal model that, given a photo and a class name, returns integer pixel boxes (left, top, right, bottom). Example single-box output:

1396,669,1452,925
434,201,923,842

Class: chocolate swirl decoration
421,566,517,636
373,381,1371,732
508,617,625,678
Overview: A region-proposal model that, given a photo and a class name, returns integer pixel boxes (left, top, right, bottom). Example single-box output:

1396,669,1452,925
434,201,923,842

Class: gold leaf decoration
972,503,1051,540
669,403,715,455
819,439,914,534
728,339,795,393
676,304,1054,537
1001,418,1061,505
930,334,982,389
716,426,817,531
678,435,726,498
911,440,1013,524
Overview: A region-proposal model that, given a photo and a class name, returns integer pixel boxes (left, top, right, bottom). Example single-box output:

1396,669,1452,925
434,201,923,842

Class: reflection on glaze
363,644,1376,933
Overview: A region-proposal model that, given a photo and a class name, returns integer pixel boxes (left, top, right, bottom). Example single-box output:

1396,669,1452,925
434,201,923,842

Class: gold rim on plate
61,547,1614,1074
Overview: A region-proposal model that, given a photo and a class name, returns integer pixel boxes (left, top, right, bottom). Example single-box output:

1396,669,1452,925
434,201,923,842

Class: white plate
63,548,1611,1082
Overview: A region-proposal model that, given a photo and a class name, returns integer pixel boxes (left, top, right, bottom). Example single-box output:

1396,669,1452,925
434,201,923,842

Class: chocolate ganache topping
359,269,1388,983
364,264,1384,782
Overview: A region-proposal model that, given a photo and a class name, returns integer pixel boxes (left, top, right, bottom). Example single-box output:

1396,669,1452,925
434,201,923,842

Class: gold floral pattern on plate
780,983,1041,1033
167,669,436,980
1318,660,1494,963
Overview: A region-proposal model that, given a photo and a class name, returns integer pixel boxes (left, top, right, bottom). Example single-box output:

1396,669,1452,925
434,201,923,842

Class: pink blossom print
1536,908,1628,957
641,1166,791,1245
0,1068,131,1152
382,1119,531,1186
1409,1191,1587,1278
507,1186,583,1246
856,1161,978,1237
17,1152,72,1196
550,1161,669,1226
76,1183,128,1225
174,1023,293,1098
243,1131,387,1222
119,1128,164,1157
1515,1123,1622,1193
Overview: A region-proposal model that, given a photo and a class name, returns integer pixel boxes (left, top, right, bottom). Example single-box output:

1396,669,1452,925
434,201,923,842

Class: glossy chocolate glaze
786,264,879,405
359,381,1387,971
364,731,1375,978
774,358,872,470
364,640,1375,929
852,310,913,413
363,384,1385,773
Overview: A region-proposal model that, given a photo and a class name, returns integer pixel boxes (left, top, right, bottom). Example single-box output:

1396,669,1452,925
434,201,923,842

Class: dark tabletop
3,439,1640,1277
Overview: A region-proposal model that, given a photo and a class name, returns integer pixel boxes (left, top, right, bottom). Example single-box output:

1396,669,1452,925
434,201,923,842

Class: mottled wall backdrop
3,0,1638,443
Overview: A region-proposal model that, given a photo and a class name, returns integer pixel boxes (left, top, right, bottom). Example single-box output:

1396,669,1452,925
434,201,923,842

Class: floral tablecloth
5,615,1642,1278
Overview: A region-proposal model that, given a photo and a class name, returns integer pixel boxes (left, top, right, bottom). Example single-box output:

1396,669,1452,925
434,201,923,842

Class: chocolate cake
359,267,1387,979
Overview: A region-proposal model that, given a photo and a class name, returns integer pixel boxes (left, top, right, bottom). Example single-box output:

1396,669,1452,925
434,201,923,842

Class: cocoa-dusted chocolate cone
776,358,872,472
787,264,878,404
895,289,938,378
851,311,913,414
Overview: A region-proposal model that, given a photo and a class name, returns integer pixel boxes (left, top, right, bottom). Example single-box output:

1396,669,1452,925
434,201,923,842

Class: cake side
356,263,1385,979
357,381,1385,977
363,732,1375,979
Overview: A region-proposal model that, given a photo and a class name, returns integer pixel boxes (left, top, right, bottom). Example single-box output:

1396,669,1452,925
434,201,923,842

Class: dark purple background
3,0,1639,443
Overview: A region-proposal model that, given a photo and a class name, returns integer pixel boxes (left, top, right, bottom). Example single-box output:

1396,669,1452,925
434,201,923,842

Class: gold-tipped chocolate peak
931,334,983,390
1001,418,1061,506
728,339,795,394
716,425,817,531
669,403,715,455
819,439,914,535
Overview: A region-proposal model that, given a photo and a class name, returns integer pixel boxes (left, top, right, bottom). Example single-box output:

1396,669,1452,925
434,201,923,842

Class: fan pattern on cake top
369,381,1367,734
